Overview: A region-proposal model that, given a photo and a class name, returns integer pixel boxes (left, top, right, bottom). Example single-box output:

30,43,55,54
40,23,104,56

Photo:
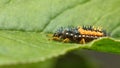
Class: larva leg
63,38,70,43
52,37,61,41
80,38,85,44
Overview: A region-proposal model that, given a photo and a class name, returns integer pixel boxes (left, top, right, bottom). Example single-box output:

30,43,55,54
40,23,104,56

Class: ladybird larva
52,26,107,44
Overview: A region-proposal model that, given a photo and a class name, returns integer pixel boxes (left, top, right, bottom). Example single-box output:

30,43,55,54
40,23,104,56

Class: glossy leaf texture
0,0,119,66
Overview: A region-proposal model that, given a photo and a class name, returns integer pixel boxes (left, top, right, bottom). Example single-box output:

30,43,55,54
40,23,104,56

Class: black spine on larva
73,27,80,35
88,26,93,30
82,25,93,30
63,27,74,38
82,25,87,30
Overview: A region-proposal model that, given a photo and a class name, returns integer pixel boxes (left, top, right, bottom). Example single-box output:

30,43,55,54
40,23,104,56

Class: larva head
53,27,64,37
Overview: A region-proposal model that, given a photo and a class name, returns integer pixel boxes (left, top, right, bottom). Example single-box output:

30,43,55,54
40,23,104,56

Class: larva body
52,26,107,44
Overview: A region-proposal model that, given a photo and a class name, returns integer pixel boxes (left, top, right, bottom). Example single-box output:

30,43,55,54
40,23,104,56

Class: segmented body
52,26,107,44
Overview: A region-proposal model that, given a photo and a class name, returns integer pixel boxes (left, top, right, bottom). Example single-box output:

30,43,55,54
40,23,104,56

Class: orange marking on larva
90,31,96,36
96,32,103,36
78,28,85,34
78,28,93,35
86,30,92,35
83,30,88,35
78,28,104,36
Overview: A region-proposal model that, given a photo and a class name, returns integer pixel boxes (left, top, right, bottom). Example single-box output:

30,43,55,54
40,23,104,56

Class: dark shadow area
80,49,120,68
54,52,96,68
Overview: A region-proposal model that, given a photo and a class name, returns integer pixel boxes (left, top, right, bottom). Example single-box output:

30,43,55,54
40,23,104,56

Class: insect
52,26,107,44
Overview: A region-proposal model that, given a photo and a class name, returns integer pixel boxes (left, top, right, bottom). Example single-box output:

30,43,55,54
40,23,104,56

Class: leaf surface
0,0,119,66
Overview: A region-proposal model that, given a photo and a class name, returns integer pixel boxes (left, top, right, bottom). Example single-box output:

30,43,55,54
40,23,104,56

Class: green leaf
0,30,82,65
0,0,119,66
89,38,120,54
